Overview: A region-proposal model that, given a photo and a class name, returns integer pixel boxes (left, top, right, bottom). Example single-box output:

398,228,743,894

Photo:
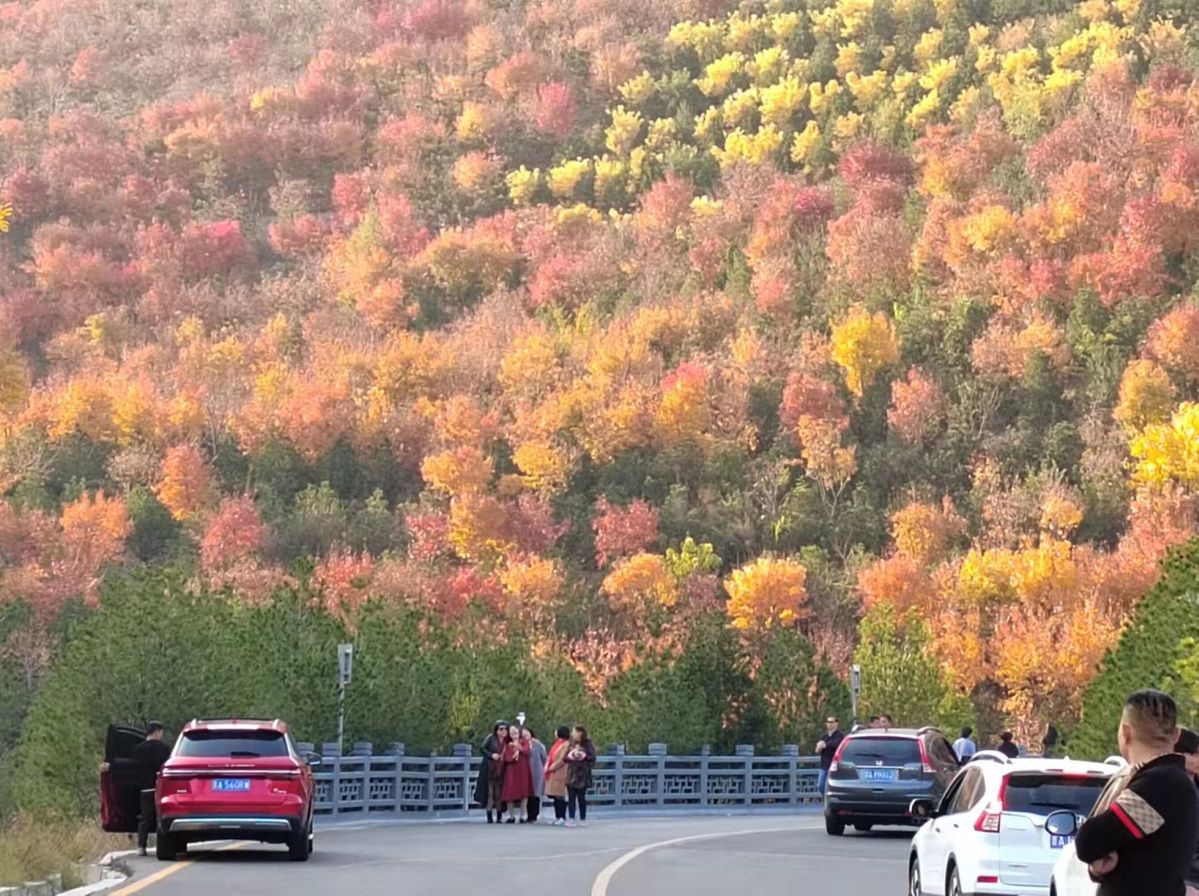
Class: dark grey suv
823,726,960,835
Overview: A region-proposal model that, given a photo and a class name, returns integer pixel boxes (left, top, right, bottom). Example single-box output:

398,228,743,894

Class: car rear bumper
825,790,932,825
163,814,305,840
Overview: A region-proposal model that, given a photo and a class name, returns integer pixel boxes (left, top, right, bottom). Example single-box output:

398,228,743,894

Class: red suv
155,719,319,862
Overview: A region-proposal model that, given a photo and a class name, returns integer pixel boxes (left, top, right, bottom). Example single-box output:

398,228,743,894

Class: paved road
109,813,912,895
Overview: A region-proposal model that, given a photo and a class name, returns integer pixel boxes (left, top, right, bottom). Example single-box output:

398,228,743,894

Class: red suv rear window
177,730,289,758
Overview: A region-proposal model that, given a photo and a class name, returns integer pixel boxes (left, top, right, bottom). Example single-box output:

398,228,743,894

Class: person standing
545,725,571,825
815,716,844,795
996,731,1020,758
953,726,978,761
131,722,171,856
524,727,547,823
473,720,510,824
1173,728,1199,896
501,726,533,823
1044,723,1060,758
564,725,595,828
1075,689,1198,896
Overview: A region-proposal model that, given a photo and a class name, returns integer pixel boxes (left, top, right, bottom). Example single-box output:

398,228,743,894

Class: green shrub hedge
1071,538,1199,757
4,568,847,815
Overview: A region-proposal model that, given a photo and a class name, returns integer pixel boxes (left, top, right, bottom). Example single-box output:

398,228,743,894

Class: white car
908,752,1118,896
1047,758,1129,896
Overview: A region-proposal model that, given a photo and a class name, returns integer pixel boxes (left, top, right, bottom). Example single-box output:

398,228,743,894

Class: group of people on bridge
473,722,596,827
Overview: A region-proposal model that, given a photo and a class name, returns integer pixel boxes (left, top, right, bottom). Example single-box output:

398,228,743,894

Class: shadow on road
183,848,295,863
843,830,916,840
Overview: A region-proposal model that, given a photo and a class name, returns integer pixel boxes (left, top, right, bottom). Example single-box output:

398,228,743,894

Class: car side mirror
909,798,937,821
1045,810,1078,837
304,752,323,768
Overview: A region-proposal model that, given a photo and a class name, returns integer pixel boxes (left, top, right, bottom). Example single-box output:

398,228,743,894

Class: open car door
101,724,145,833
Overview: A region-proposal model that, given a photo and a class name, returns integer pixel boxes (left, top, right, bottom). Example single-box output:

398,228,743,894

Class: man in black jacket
815,716,844,795
1075,690,1198,896
130,722,172,856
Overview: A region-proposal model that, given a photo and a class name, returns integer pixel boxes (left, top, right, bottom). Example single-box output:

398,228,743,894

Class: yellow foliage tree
1114,359,1174,433
513,440,572,493
891,498,965,564
155,445,215,521
500,554,564,623
654,363,711,448
0,346,31,416
602,552,680,610
420,446,494,497
447,495,513,561
830,307,901,397
724,556,809,631
1130,402,1199,491
796,414,857,495
1010,537,1079,609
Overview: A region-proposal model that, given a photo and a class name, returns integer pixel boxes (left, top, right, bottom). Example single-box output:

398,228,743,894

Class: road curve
109,813,911,896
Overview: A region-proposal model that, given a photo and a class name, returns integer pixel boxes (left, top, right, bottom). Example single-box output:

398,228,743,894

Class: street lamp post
338,643,354,754
850,664,861,726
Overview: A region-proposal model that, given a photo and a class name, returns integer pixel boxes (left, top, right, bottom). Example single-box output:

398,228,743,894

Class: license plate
212,778,251,792
862,768,897,782
1050,834,1073,849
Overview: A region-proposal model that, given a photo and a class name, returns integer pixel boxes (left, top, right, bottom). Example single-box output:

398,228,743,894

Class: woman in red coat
501,728,533,823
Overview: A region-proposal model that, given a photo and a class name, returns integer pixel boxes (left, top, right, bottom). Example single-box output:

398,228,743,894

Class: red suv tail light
161,778,190,796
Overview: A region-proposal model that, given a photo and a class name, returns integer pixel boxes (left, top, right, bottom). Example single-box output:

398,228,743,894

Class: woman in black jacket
564,724,596,827
473,720,510,824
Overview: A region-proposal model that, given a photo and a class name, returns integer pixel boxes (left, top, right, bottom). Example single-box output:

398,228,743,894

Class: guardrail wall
296,743,824,815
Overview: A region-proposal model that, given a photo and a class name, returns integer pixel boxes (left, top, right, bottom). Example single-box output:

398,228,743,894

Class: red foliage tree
593,497,660,567
533,82,577,138
201,496,266,570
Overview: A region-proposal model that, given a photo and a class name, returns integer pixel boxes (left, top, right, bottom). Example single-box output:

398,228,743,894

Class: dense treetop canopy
2,0,1199,746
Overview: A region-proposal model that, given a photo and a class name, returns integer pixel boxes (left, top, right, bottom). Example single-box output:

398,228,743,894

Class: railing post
612,744,625,809
736,744,754,807
324,743,342,816
453,743,472,811
699,745,710,808
390,742,405,813
781,744,799,805
649,743,667,809
427,750,438,813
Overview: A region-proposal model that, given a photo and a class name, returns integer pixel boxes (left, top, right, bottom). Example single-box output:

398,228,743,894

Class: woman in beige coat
544,725,571,825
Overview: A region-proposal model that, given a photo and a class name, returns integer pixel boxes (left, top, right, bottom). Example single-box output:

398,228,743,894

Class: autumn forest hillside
2,0,1199,776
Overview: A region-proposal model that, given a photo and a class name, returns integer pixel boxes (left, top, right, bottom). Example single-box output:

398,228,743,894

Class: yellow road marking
112,842,247,895
110,860,192,896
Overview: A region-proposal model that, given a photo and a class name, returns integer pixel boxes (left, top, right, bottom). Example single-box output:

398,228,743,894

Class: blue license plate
212,778,251,792
862,768,897,782
1050,834,1073,849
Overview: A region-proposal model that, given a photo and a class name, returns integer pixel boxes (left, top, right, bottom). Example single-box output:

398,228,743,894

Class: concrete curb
53,850,134,896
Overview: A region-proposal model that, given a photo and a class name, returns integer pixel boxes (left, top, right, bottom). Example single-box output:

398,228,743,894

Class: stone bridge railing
296,742,823,816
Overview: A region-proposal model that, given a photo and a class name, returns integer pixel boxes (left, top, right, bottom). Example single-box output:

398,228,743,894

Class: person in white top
953,726,977,761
